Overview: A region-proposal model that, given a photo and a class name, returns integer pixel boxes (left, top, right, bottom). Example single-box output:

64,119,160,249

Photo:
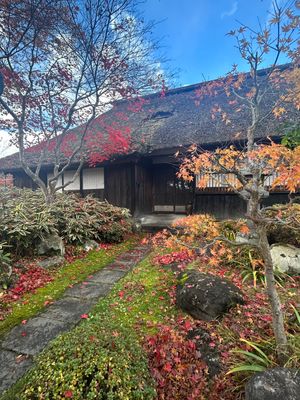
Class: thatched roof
0,64,298,171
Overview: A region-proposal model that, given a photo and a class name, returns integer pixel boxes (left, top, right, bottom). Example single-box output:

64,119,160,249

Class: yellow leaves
273,106,286,118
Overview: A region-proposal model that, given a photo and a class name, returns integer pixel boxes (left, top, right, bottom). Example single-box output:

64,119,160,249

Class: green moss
0,236,138,339
1,255,176,399
91,256,176,333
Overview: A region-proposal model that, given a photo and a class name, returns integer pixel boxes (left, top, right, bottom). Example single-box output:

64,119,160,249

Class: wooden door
153,164,193,213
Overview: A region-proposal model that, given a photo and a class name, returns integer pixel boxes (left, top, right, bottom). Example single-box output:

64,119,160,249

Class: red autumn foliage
3,264,53,303
145,325,207,400
153,250,195,267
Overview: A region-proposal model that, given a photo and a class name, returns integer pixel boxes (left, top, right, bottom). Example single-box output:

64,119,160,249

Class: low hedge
0,188,132,255
17,319,155,400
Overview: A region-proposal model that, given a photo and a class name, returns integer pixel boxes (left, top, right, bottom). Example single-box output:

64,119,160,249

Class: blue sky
140,0,285,85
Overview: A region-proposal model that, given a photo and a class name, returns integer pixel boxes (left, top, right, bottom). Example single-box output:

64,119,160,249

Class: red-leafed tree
0,0,165,202
178,1,299,361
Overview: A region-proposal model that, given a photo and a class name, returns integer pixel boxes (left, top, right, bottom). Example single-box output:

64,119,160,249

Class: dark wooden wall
135,163,153,214
12,170,47,190
195,193,290,219
104,163,135,212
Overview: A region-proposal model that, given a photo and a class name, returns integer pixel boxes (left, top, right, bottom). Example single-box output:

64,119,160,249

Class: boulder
176,270,244,321
37,256,65,269
245,368,300,400
187,327,221,378
37,234,65,257
270,244,300,275
83,240,99,252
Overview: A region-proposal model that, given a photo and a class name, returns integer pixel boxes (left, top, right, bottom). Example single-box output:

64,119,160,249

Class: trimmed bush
18,319,156,400
0,188,132,255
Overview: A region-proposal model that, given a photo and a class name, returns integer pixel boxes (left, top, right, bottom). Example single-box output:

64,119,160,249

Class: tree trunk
258,226,288,363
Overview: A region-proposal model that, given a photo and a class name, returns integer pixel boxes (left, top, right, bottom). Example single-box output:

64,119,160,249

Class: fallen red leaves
146,246,299,400
153,250,194,267
145,325,207,400
3,264,53,303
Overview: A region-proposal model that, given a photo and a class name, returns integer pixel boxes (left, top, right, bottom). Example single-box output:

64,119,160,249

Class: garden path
0,243,150,395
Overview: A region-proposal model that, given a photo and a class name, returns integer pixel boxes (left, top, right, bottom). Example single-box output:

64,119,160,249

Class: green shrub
18,320,156,400
0,242,12,289
0,188,132,255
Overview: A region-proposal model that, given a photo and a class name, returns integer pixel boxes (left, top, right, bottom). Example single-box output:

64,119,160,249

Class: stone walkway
0,243,150,395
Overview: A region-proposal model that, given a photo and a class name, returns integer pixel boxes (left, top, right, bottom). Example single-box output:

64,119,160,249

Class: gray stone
64,281,112,299
0,350,33,393
40,297,95,324
88,268,126,284
187,328,221,378
2,317,71,356
236,232,259,246
83,240,99,252
37,233,65,256
245,368,300,400
176,270,244,321
270,244,300,275
37,256,65,269
106,261,132,271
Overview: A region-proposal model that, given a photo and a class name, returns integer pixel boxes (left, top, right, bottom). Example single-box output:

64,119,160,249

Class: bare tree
0,0,165,202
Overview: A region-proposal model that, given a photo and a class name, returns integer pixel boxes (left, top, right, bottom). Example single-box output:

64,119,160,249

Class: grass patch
0,236,139,339
1,255,177,399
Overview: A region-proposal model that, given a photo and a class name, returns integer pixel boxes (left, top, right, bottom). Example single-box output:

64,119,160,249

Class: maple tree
178,1,300,361
0,0,165,202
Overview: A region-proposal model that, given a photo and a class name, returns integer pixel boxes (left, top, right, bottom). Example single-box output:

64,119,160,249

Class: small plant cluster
17,319,156,400
145,324,207,400
0,188,132,255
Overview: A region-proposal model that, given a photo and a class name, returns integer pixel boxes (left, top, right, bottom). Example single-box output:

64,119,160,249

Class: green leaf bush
0,242,12,289
19,319,156,400
0,188,132,255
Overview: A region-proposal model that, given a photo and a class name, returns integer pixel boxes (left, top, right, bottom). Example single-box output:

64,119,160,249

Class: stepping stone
117,253,141,262
0,350,33,393
39,297,95,324
106,261,132,271
88,269,126,284
64,281,112,299
2,317,71,356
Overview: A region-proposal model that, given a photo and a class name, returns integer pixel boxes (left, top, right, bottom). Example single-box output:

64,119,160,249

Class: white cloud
0,131,17,157
221,1,238,19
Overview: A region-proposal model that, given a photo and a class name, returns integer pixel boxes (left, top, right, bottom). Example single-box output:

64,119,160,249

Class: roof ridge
113,62,291,105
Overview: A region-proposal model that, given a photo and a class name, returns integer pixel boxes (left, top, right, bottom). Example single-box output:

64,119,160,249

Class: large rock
176,270,244,321
37,233,65,256
245,368,300,400
37,256,65,269
270,244,300,275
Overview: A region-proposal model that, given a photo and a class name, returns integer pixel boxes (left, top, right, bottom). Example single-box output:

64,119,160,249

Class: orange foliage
179,142,300,193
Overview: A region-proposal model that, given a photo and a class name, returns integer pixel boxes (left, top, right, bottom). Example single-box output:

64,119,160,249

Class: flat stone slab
88,268,126,284
0,350,33,393
40,297,95,324
2,317,70,356
64,281,112,299
106,261,132,271
117,253,142,262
